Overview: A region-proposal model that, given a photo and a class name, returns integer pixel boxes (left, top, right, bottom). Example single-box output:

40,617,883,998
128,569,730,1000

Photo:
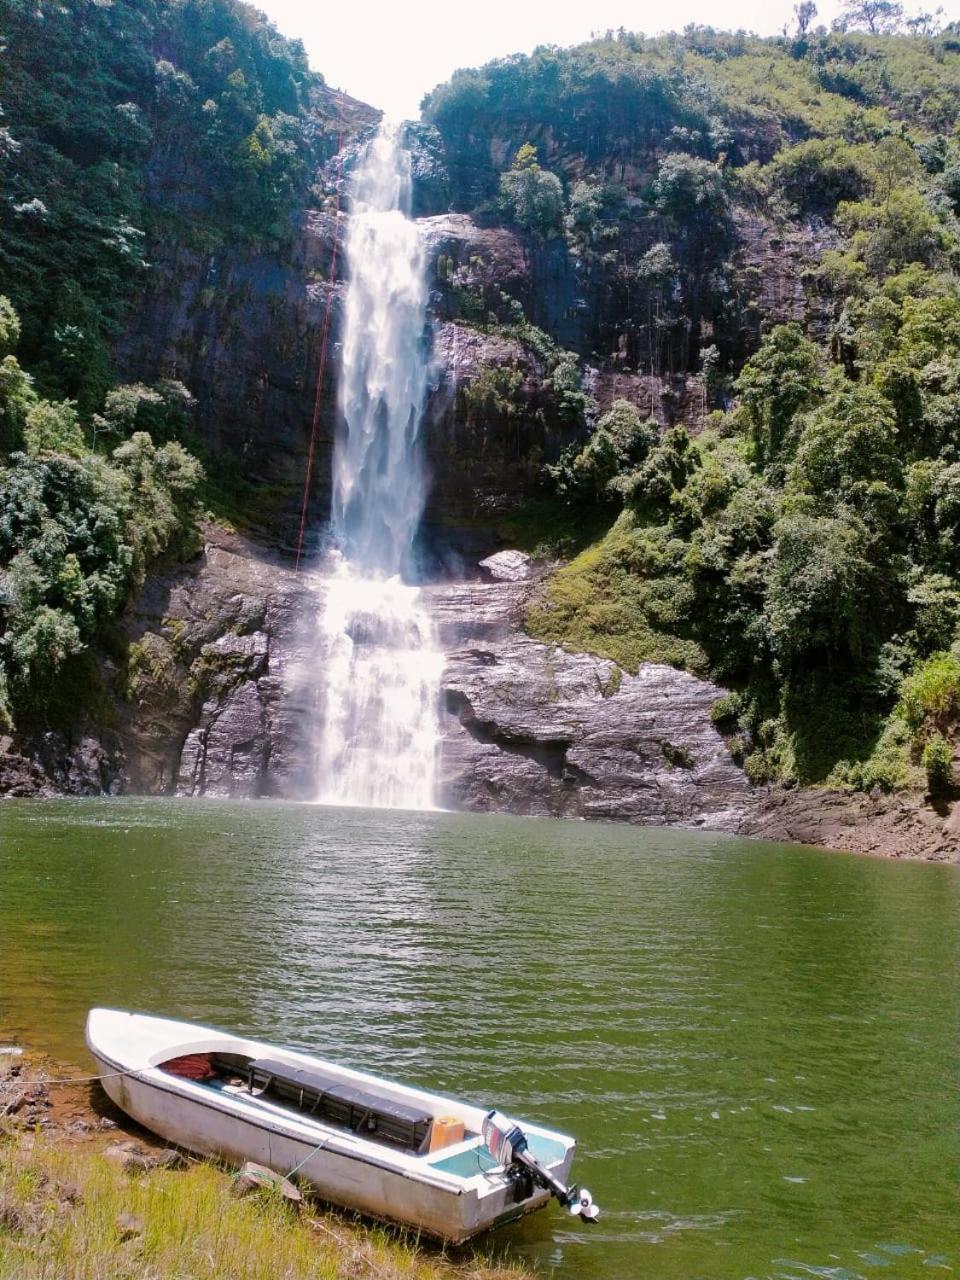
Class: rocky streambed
2,525,955,862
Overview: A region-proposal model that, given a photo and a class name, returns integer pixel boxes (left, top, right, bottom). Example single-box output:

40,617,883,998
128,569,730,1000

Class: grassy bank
0,1053,525,1280
525,511,708,676
0,1131,524,1280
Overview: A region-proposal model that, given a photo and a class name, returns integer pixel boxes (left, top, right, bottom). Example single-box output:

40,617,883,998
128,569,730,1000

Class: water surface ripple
1,799,957,1279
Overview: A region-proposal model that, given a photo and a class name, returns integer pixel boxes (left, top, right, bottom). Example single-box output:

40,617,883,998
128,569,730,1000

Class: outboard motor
482,1111,600,1224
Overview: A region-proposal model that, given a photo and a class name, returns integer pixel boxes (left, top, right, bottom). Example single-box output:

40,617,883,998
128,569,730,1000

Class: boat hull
87,1011,573,1244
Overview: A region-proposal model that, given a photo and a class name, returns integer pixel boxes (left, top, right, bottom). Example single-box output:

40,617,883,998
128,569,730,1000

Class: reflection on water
1,798,957,1280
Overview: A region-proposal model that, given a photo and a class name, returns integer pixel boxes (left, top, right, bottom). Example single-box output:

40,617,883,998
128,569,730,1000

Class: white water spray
312,123,442,810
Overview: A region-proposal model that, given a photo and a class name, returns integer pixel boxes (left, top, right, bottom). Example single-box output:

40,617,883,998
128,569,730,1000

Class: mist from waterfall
312,122,442,810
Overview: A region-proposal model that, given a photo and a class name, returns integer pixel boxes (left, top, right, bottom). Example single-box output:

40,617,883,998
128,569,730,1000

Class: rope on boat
286,1137,328,1179
0,1069,139,1089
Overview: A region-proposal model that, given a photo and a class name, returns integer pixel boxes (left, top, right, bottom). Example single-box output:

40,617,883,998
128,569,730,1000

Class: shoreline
1,783,957,864
0,1046,525,1280
741,782,960,863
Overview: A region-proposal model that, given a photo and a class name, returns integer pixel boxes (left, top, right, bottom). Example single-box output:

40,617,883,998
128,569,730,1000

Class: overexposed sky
255,0,954,119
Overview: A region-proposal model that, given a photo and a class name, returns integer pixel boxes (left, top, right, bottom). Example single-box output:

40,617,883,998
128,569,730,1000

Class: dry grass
0,1133,526,1280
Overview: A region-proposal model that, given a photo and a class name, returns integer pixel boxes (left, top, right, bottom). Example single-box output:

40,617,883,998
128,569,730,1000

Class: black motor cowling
482,1110,600,1224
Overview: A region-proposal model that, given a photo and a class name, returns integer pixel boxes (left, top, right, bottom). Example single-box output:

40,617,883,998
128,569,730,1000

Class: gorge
2,8,960,1280
0,3,959,859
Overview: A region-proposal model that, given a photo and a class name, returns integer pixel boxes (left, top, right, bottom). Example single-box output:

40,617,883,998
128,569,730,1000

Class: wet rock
113,88,378,523
405,122,451,217
0,736,108,800
107,527,314,799
479,550,534,582
423,321,583,523
434,577,754,827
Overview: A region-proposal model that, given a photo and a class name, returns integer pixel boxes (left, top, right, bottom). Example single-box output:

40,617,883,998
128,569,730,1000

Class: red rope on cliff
294,104,345,572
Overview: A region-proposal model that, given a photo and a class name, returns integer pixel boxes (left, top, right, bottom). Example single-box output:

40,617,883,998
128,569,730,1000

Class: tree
736,325,824,467
499,144,564,236
92,380,195,445
653,155,729,233
0,296,21,360
566,181,603,244
765,511,886,665
871,136,917,205
906,8,944,34
837,0,905,31
794,1,818,34
23,400,85,459
787,384,902,522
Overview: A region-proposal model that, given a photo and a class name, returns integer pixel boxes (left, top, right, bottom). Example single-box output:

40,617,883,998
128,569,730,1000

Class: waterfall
312,122,442,810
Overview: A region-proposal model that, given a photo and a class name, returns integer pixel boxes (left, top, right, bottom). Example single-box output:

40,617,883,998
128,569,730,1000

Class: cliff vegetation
0,0,346,741
424,14,960,795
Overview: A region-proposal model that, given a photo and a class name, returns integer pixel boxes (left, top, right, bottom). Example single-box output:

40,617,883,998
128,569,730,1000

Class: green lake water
1,798,957,1279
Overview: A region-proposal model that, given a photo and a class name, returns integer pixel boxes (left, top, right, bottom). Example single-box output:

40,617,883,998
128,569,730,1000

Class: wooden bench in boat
245,1058,433,1152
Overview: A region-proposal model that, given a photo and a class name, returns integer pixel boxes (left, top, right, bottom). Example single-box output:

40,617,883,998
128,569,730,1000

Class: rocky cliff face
5,524,956,859
111,111,833,541
114,89,379,541
432,568,752,827
57,526,754,834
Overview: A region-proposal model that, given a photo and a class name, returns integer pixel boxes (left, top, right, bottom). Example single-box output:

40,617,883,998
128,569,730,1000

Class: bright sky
254,0,953,120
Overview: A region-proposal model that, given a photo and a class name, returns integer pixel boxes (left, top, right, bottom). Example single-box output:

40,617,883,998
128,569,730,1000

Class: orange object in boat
428,1115,466,1152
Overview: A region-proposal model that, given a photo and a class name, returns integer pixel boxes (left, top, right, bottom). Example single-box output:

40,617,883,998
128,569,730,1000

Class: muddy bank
742,783,960,863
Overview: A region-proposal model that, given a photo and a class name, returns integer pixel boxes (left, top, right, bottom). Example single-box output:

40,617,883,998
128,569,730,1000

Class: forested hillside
0,0,350,738
423,21,960,796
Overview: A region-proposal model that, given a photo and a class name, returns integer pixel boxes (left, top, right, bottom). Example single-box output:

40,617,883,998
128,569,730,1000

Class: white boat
85,1008,598,1243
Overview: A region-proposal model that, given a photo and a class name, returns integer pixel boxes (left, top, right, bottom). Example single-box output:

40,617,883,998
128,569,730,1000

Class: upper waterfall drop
332,123,428,577
311,122,443,811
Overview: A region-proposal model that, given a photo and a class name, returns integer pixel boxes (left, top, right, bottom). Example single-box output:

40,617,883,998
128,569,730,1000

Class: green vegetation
0,297,202,732
530,296,960,787
424,19,960,796
0,0,335,410
425,21,960,377
0,0,334,737
498,144,565,236
0,1130,522,1280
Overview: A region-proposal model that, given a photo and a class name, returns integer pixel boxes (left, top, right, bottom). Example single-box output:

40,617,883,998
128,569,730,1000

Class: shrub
549,400,655,502
828,716,917,792
922,732,953,794
711,691,743,728
899,651,960,734
743,750,775,784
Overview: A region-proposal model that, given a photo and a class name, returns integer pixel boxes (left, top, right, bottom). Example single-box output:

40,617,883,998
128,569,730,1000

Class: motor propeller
571,1187,600,1223
482,1110,601,1225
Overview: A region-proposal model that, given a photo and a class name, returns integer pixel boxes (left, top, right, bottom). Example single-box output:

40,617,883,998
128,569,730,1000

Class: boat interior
158,1050,481,1160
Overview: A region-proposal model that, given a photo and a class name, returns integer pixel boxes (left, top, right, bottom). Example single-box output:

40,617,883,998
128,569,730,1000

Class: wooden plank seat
246,1058,433,1151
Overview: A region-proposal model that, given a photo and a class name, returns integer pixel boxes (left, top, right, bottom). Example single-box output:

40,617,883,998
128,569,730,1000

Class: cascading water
311,123,443,810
